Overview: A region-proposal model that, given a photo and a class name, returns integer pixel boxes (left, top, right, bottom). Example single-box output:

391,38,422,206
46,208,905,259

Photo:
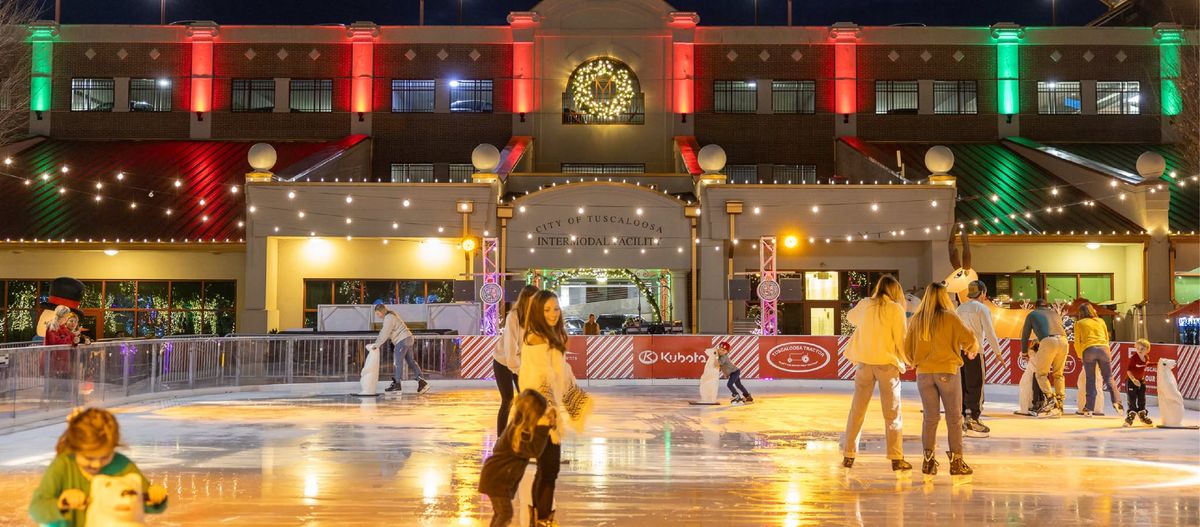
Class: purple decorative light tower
758,236,779,336
480,237,503,336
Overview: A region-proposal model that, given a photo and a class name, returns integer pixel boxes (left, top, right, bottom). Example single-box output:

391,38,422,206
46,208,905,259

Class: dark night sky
24,0,1109,27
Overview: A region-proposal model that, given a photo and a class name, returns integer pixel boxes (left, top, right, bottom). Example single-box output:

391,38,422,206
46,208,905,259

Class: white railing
0,335,463,432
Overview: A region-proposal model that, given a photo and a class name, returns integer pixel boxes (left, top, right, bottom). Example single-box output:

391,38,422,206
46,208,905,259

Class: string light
116,172,124,181
403,199,411,207
298,211,305,218
345,195,353,204
870,203,878,212
249,205,257,213
811,205,819,213
174,179,182,188
287,191,296,200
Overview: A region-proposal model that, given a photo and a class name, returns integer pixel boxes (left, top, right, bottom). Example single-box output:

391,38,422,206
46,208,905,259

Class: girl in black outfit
478,389,556,527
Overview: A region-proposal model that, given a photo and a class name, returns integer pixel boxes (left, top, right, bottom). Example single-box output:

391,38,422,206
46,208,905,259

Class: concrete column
671,270,689,329
756,79,772,115
1144,188,1173,342
918,79,934,115
274,78,290,113
698,240,727,333
242,234,276,333
435,80,451,113
1081,80,1097,115
113,78,130,112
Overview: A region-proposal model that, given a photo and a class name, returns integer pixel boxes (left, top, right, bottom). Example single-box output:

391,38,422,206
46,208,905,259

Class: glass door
804,301,841,336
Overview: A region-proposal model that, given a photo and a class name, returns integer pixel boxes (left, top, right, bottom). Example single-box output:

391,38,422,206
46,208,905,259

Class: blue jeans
388,337,422,381
727,370,749,397
1082,346,1119,412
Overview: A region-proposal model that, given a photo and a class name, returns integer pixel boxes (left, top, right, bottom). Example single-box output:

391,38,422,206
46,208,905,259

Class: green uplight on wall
27,23,58,114
991,24,1024,117
1156,25,1184,117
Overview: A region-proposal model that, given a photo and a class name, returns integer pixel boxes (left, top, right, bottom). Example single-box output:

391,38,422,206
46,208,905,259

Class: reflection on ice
0,385,1196,525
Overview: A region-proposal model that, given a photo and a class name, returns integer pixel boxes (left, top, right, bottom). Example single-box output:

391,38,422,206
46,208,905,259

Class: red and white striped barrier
455,335,1199,400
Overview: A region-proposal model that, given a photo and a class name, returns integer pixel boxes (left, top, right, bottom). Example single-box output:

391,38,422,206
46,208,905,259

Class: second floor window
129,78,172,112
71,78,114,111
392,80,435,112
1097,81,1140,115
933,80,977,114
714,80,757,113
875,81,918,114
232,79,275,112
772,81,816,114
1037,81,1081,114
449,80,493,112
290,79,332,112
390,163,435,183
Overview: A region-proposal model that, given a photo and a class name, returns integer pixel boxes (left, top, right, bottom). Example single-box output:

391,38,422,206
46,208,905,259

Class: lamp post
458,0,463,25
160,0,166,25
1051,0,1057,26
753,0,758,25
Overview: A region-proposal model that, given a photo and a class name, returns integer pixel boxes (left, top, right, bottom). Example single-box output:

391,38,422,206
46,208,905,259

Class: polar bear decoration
85,474,146,527
357,343,382,396
1156,358,1194,428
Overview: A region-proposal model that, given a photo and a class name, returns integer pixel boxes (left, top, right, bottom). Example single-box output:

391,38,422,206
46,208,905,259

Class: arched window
563,57,644,125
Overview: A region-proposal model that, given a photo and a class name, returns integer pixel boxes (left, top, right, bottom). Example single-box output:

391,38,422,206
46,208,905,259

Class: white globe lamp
248,143,277,172
471,144,501,173
697,144,727,175
925,145,956,185
1136,151,1165,181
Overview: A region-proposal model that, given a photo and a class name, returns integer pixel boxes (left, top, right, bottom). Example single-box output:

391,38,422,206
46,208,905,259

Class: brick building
0,0,1195,343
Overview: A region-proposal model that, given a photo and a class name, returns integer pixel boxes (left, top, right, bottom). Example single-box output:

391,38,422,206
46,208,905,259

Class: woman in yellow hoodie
905,282,979,476
1075,303,1124,416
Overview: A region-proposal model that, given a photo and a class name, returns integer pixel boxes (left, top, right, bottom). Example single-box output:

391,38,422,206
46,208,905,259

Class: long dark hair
524,290,568,352
507,389,549,451
514,284,539,327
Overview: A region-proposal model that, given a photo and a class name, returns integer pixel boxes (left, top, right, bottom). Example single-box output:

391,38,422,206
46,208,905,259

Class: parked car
451,99,493,112
564,317,584,336
595,314,626,335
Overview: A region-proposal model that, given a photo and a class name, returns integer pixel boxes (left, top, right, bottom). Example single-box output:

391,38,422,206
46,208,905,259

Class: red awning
1169,299,1200,318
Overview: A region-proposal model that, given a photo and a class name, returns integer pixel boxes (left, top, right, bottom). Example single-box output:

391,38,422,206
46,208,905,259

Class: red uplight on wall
673,42,694,114
513,41,534,113
187,24,218,113
830,23,860,116
348,23,379,114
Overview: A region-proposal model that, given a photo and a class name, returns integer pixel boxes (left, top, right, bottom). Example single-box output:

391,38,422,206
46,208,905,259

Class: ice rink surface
1,382,1197,526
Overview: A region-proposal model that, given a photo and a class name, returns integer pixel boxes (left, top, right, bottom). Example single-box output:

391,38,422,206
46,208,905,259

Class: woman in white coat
493,284,539,435
519,290,592,526
841,274,912,471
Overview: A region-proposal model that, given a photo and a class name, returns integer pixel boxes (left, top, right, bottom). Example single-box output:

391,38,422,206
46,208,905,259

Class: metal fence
0,335,464,432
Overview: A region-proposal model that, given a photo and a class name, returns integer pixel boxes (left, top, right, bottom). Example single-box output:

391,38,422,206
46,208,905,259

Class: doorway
803,301,842,336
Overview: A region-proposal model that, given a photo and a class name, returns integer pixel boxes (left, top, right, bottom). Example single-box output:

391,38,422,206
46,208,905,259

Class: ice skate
1124,411,1135,427
384,379,402,393
892,459,912,471
1138,410,1153,426
842,457,854,469
742,394,754,403
417,378,430,394
964,417,989,438
730,395,744,405
921,450,938,476
948,452,973,476
1081,410,1093,418
1112,401,1124,414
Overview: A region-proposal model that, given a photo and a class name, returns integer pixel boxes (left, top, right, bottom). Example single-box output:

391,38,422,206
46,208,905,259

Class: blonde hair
905,282,955,357
1135,338,1151,352
506,389,549,452
47,306,71,331
57,407,121,455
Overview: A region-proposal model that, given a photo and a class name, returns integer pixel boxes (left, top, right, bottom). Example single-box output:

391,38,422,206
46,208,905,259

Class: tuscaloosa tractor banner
455,335,1199,400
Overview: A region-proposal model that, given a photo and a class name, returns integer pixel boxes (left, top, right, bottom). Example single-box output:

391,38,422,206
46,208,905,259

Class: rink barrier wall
1,335,1196,433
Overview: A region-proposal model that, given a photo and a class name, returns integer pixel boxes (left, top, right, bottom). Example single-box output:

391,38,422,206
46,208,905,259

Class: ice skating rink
1,383,1197,526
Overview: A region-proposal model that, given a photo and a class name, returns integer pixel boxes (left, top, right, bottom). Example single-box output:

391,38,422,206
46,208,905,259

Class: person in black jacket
478,389,556,527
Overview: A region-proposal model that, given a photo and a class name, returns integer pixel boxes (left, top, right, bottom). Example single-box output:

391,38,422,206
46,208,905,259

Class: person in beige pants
841,275,912,471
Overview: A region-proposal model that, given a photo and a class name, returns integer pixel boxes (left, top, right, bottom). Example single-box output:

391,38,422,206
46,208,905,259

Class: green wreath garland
570,59,635,119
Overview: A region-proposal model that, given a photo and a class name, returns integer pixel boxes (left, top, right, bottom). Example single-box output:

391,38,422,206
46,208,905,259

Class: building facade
0,0,1196,342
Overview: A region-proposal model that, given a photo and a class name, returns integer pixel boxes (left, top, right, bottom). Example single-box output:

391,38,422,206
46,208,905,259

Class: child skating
716,342,753,404
478,389,555,527
1124,339,1154,427
29,407,168,527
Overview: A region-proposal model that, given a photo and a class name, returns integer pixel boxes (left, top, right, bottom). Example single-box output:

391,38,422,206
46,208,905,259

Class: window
560,163,645,174
0,279,235,341
231,79,275,112
874,81,918,114
391,80,435,112
933,80,977,115
980,273,1112,305
1037,81,1081,114
772,81,816,114
725,165,759,184
390,163,435,183
71,78,114,111
1097,81,1140,115
449,80,493,112
302,279,454,328
448,163,475,183
289,79,332,113
714,80,757,113
772,165,818,184
128,78,172,112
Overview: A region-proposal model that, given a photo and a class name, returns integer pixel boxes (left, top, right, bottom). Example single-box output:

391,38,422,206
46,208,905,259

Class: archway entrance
527,268,675,334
